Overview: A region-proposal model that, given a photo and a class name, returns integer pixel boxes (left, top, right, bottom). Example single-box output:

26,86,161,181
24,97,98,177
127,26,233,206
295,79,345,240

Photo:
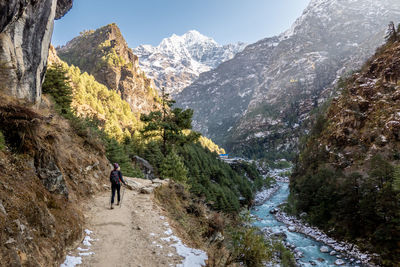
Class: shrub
0,131,5,150
159,150,188,183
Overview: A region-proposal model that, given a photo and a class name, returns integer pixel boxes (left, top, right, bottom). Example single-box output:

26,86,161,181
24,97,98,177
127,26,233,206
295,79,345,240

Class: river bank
251,168,379,266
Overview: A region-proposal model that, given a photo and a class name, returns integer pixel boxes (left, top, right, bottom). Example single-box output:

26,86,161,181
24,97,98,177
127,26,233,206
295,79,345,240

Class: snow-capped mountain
175,0,400,158
133,30,246,95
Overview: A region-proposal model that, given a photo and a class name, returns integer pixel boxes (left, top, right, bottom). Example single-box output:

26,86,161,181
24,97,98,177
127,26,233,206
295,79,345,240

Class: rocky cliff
176,0,400,159
290,38,400,266
133,30,246,95
57,24,161,114
0,0,73,103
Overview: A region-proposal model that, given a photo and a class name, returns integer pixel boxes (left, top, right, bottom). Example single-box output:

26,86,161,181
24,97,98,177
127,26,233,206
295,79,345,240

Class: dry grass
154,182,238,267
0,93,110,266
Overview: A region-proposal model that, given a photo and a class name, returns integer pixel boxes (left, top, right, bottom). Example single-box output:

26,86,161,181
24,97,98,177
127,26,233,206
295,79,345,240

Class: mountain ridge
176,0,400,160
133,30,246,95
57,23,161,114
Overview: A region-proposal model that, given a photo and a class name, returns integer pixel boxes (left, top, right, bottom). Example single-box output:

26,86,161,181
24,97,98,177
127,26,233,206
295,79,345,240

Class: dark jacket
109,170,126,185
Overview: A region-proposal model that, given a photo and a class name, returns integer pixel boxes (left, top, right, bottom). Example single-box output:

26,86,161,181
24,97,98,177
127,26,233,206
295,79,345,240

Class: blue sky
53,0,310,48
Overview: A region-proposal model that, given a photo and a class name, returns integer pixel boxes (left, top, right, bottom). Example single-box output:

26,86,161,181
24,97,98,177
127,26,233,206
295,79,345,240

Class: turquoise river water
251,182,356,267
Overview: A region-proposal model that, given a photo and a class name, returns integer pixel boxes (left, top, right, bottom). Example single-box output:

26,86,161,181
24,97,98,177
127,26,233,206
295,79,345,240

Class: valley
0,0,399,266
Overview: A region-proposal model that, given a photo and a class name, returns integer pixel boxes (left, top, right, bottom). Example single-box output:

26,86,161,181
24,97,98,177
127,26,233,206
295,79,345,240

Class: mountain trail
62,177,202,267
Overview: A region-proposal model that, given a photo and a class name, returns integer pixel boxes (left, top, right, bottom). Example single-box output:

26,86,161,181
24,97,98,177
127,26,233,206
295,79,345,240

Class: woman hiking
110,163,127,209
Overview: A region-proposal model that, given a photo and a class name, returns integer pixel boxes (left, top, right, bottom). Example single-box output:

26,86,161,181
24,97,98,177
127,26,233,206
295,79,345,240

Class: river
251,175,361,266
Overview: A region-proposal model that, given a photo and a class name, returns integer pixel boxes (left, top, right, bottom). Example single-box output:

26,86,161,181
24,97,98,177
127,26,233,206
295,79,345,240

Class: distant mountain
133,30,246,95
57,23,160,114
176,0,400,159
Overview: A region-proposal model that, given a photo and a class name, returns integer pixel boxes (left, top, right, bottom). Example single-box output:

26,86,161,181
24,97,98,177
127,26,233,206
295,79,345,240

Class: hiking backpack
110,170,120,184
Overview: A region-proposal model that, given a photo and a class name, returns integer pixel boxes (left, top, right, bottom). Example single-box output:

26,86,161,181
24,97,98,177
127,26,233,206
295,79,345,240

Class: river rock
269,208,279,214
271,232,287,240
320,246,330,253
335,259,345,265
316,258,325,262
288,226,296,232
309,261,317,266
330,250,337,256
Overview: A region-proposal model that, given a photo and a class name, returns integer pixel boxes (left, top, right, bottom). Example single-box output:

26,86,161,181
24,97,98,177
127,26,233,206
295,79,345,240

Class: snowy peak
133,30,246,95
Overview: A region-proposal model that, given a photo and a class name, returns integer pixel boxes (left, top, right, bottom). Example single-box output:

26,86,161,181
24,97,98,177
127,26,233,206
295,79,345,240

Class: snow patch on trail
161,224,208,266
60,256,82,267
60,229,96,267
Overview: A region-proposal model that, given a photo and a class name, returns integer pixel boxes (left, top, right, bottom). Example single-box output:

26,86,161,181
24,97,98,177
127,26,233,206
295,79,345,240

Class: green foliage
176,143,266,212
227,226,272,267
291,155,400,265
197,135,225,154
273,242,297,267
159,150,188,183
42,64,73,114
0,131,5,151
394,165,400,191
105,138,143,178
61,62,141,141
140,87,199,155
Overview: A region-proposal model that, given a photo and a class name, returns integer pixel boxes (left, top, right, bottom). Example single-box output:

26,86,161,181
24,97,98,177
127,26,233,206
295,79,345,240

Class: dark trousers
111,183,121,204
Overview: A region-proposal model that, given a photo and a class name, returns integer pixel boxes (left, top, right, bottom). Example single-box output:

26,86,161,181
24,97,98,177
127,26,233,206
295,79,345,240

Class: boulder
288,226,296,232
35,152,68,197
335,259,345,265
132,156,156,180
330,250,337,256
320,246,330,253
140,187,154,194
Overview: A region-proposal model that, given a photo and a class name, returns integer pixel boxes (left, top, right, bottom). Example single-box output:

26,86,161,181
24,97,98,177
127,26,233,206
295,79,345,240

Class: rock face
176,0,400,159
57,24,160,114
132,155,156,180
133,30,246,95
0,0,73,103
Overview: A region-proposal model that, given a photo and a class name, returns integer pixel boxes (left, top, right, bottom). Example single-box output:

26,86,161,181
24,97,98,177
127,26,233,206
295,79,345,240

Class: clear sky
53,0,310,48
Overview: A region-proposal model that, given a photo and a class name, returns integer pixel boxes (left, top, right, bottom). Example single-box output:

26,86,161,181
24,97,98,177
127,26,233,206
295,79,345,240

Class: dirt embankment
0,95,110,266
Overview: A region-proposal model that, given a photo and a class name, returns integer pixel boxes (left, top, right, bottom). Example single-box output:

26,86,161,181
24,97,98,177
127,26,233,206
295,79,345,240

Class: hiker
110,163,127,209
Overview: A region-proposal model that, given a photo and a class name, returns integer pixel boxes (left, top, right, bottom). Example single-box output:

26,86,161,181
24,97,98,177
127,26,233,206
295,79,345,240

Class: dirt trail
66,178,186,267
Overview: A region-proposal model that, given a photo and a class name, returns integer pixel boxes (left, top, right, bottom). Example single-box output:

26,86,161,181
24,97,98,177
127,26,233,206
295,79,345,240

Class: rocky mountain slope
176,0,400,159
290,37,400,266
0,94,110,266
133,30,246,95
0,0,72,103
57,24,160,114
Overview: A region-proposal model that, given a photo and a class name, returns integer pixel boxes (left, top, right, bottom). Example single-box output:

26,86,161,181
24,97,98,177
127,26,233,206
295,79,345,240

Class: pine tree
159,150,188,183
385,21,398,43
140,87,200,156
42,64,73,114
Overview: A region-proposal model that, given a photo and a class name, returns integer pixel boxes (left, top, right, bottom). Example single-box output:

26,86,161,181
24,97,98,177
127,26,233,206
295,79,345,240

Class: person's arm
119,171,126,185
109,171,112,183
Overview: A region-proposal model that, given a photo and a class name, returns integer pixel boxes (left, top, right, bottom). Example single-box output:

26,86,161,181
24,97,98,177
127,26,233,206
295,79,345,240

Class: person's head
113,163,119,170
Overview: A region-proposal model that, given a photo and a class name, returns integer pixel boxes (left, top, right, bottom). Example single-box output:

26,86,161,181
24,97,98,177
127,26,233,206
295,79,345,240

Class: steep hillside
133,30,246,95
290,37,400,266
176,0,400,160
0,94,109,266
48,46,141,140
57,23,160,114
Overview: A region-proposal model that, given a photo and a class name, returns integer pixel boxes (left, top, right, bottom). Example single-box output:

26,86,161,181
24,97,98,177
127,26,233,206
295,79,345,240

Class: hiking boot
116,201,120,206
111,204,114,209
